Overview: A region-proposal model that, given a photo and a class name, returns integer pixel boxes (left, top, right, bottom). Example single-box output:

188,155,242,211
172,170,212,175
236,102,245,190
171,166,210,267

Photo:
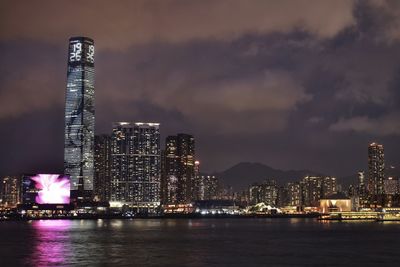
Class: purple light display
29,174,70,204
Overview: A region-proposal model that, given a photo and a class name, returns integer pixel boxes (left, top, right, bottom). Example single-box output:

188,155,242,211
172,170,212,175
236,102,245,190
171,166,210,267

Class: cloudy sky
1,0,400,177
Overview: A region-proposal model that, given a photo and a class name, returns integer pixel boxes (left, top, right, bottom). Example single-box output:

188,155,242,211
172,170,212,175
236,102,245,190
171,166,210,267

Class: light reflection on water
29,220,74,266
0,218,399,266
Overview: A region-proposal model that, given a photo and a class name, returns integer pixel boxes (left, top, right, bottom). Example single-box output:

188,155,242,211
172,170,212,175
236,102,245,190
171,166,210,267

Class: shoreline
0,213,320,221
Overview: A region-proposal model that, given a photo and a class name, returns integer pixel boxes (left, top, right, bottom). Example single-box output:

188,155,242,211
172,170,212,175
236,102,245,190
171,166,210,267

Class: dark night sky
1,0,400,177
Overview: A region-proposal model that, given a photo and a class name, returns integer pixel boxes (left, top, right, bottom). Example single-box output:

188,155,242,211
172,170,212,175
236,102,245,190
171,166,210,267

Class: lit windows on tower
110,122,161,210
64,37,95,201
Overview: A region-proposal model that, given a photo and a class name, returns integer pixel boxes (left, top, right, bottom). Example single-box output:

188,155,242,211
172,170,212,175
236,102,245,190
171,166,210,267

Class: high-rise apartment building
357,171,369,208
202,175,219,200
163,134,195,203
368,142,385,206
193,161,204,200
110,122,161,211
0,176,21,207
64,37,95,201
321,176,337,197
300,176,337,207
94,135,111,202
163,136,179,204
384,177,398,195
287,182,301,207
300,176,321,207
249,179,278,206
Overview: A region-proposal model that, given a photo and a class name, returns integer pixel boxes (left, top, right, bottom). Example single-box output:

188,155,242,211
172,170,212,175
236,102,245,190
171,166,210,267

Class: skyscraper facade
163,136,179,204
94,135,111,202
287,182,301,207
357,171,369,208
110,122,161,210
368,142,385,206
193,161,204,200
64,37,95,200
163,134,195,204
0,176,21,207
300,176,337,207
202,175,219,200
249,179,278,206
300,176,322,207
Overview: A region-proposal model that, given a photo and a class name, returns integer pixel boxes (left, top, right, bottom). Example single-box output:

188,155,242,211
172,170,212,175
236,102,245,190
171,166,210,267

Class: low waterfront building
319,193,352,214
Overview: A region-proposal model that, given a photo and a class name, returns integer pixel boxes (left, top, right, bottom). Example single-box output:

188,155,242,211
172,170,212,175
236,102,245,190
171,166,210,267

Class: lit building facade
203,175,219,200
64,36,95,200
368,142,385,207
300,176,321,207
320,193,352,213
249,179,278,206
321,176,337,197
163,136,179,203
357,171,369,208
163,134,195,203
193,161,204,200
384,177,398,195
301,176,337,207
287,182,301,207
384,177,399,207
94,135,111,202
110,122,161,210
0,176,21,207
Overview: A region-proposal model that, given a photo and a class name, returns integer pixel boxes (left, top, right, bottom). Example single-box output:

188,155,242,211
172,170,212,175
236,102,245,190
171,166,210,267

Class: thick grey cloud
0,0,355,49
330,113,400,135
1,0,400,178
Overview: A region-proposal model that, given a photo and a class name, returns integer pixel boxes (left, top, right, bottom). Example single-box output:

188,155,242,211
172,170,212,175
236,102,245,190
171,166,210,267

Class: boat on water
319,211,379,221
377,208,400,221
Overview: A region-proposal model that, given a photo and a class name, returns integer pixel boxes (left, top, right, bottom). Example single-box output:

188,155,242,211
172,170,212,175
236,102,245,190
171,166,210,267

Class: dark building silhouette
94,135,111,202
163,134,195,204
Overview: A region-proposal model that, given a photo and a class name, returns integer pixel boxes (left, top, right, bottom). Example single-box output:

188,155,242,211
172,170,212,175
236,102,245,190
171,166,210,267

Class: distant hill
212,162,400,192
212,162,323,191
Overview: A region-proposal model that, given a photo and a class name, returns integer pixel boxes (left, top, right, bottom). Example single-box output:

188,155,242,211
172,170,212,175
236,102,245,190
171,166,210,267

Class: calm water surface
0,218,399,266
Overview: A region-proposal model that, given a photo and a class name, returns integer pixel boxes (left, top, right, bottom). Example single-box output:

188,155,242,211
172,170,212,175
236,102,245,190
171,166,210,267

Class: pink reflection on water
30,220,73,266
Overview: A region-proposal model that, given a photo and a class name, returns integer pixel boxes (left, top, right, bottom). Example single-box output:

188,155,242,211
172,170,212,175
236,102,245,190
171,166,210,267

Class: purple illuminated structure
25,174,70,204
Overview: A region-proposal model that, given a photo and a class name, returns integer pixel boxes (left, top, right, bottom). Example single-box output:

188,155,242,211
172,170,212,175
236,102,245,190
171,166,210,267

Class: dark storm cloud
0,42,65,119
0,0,355,49
1,0,400,177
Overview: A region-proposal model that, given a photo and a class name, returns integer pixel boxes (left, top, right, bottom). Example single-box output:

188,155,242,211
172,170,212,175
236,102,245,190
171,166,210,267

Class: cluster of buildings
248,176,338,212
0,36,224,217
93,124,222,213
245,142,399,214
348,143,400,209
0,37,399,219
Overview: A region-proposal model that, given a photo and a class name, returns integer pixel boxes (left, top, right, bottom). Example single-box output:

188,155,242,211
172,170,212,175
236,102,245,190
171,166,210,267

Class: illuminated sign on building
23,174,70,204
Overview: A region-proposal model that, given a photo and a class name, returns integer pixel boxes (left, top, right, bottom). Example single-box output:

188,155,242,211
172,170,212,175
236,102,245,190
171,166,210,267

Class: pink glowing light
31,174,70,204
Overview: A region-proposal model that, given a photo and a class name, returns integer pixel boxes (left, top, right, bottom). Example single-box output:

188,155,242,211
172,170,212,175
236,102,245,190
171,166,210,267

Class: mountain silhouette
213,162,323,191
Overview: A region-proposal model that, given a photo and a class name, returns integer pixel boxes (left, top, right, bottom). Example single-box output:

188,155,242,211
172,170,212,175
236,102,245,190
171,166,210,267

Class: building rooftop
322,192,350,200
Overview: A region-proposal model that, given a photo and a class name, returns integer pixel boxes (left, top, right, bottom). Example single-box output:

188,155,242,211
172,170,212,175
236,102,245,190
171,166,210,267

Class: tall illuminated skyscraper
368,142,385,207
64,37,95,201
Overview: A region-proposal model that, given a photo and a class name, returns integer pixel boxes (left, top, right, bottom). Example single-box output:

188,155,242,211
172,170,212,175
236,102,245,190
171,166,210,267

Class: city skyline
2,2,400,266
1,1,400,178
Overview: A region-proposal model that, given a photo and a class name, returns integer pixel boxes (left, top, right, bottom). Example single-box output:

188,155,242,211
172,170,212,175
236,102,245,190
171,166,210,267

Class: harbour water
1,218,400,266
